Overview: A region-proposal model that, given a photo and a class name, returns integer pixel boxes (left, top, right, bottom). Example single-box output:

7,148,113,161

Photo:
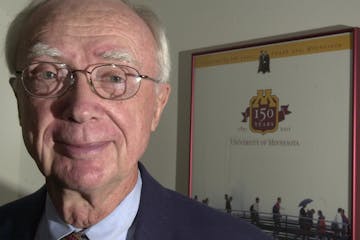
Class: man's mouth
54,140,111,159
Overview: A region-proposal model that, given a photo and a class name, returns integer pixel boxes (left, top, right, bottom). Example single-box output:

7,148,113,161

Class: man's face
12,0,170,193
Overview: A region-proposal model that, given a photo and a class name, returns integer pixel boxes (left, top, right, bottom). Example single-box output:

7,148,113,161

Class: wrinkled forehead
18,0,156,65
37,1,130,24
27,0,147,39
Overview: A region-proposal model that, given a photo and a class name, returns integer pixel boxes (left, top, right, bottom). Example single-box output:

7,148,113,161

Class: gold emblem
242,89,291,134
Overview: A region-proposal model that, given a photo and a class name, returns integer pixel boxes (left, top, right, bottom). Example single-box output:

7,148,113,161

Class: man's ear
9,77,22,126
151,83,171,131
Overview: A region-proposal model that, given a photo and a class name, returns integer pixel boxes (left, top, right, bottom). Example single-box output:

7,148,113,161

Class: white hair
29,42,62,58
6,0,171,83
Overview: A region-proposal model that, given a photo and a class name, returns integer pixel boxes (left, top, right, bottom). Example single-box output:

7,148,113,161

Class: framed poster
177,26,360,239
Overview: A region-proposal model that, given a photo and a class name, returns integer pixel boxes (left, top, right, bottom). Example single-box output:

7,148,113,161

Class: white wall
1,0,360,214
133,0,360,191
0,0,45,203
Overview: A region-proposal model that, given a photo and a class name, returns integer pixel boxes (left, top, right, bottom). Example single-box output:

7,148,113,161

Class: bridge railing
223,209,351,239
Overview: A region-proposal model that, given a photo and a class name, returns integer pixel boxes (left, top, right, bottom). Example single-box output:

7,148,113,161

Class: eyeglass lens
22,63,141,99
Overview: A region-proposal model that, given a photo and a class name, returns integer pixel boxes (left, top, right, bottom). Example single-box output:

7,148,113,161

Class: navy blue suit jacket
0,163,270,239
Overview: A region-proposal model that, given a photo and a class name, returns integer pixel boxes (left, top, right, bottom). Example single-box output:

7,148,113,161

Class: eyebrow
28,44,139,66
28,42,63,59
101,50,137,65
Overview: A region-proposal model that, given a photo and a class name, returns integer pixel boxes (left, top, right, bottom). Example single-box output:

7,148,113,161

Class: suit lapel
133,163,174,240
21,186,47,239
0,186,46,239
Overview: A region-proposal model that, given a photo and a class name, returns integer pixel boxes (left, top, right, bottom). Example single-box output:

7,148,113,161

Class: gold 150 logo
242,89,291,134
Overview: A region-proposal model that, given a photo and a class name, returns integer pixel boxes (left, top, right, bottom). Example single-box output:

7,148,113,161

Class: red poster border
186,26,359,240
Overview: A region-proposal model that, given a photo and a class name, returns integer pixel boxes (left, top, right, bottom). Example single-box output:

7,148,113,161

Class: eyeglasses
15,62,160,100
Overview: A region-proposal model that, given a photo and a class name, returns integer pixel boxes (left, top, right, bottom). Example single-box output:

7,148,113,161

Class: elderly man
0,0,270,239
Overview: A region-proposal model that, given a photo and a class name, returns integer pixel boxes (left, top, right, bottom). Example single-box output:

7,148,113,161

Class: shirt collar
36,171,142,240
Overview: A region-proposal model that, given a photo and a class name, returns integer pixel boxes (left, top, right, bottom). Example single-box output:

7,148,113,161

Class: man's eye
36,71,57,80
98,74,125,84
109,75,125,83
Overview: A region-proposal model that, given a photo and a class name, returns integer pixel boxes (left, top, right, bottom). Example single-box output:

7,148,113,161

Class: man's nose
61,72,104,123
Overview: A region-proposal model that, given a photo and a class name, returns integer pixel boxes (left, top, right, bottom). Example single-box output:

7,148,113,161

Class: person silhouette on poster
225,194,233,213
250,197,260,225
272,197,282,238
258,50,270,73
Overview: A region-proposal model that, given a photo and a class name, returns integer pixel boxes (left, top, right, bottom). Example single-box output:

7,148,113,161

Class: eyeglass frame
12,61,161,100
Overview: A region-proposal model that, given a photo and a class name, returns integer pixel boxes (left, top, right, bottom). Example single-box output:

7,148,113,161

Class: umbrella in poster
298,198,313,207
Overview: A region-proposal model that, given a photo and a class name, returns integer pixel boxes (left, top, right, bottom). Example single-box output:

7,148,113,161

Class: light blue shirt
35,172,142,240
